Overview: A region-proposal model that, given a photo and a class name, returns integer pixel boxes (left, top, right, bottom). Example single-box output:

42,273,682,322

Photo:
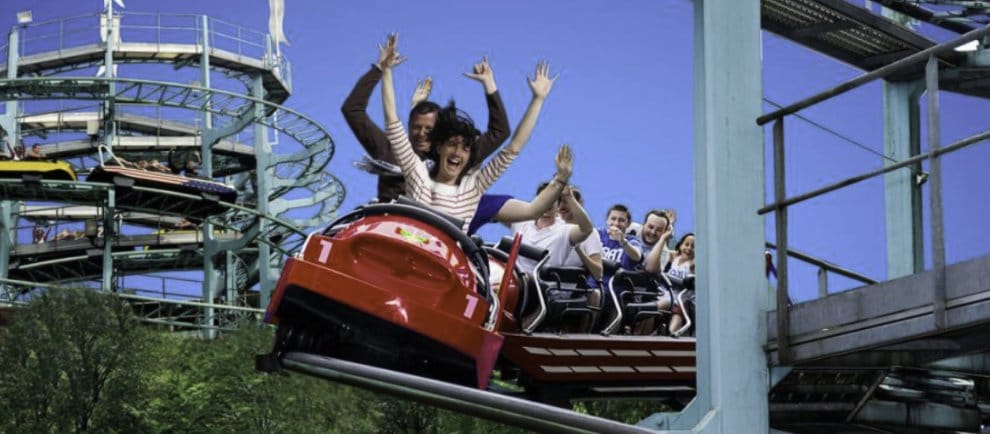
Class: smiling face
678,235,695,258
435,135,471,184
642,213,669,245
606,209,631,233
409,111,437,155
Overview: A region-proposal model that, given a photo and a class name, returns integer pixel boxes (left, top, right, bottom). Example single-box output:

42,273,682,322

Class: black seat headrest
665,273,696,291
612,269,659,289
496,236,547,261
538,266,593,288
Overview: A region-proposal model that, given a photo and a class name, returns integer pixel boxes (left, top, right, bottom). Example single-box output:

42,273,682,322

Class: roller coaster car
492,247,697,404
87,146,236,218
260,199,504,389
0,159,76,182
258,199,696,404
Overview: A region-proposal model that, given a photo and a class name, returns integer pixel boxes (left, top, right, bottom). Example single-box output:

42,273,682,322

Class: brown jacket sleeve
473,90,511,162
340,65,396,163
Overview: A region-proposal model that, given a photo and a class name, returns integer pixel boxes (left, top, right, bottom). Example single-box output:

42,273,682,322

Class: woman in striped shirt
379,34,556,231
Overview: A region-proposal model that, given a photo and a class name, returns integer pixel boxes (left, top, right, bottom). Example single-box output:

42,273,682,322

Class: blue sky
3,0,989,302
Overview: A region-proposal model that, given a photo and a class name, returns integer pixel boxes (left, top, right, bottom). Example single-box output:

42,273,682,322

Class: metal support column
252,75,276,308
225,251,236,307
101,4,116,148
0,201,12,301
102,189,115,292
882,79,924,278
0,27,21,299
639,0,768,431
2,26,19,137
773,120,790,364
198,14,219,337
925,56,947,329
202,229,219,337
199,15,213,180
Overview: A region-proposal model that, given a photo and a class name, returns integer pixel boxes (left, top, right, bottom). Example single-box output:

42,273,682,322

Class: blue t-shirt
467,194,513,236
598,227,643,291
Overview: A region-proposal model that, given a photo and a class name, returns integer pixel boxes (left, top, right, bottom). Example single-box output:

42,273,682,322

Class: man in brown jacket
341,55,511,202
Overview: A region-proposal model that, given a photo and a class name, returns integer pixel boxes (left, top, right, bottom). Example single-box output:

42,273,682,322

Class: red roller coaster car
260,199,696,403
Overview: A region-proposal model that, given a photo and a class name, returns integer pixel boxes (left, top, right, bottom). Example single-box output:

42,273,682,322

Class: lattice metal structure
0,4,344,335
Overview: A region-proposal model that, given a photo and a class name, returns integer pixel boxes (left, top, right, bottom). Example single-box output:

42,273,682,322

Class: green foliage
573,399,671,425
142,324,379,434
0,289,576,433
0,288,152,433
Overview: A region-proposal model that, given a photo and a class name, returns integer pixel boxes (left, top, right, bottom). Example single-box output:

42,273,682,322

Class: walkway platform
1,40,289,104
767,254,990,367
761,0,990,98
8,231,247,283
17,204,186,228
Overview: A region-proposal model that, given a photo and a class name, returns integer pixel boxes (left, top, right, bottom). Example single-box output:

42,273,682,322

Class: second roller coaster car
0,159,76,181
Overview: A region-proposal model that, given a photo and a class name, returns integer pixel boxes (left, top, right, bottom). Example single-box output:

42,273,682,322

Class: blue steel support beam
101,189,114,292
252,75,276,309
102,6,116,149
0,27,20,300
0,202,12,301
199,15,219,338
199,15,213,180
640,0,768,432
882,79,925,279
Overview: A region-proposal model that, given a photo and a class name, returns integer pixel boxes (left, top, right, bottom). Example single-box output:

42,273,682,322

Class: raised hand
527,60,558,99
608,225,625,242
554,144,573,182
411,76,432,107
665,208,677,225
376,33,406,70
463,56,497,94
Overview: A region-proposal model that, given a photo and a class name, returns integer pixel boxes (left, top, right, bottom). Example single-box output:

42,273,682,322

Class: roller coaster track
0,77,337,202
0,179,313,288
0,8,345,318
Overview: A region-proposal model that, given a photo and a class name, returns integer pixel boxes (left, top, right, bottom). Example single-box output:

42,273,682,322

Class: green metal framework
0,6,343,333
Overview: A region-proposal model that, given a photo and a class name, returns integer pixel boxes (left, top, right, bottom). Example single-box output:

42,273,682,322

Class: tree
0,288,152,433
142,322,380,433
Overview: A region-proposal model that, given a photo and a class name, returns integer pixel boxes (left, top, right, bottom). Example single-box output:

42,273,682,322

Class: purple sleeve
467,194,513,235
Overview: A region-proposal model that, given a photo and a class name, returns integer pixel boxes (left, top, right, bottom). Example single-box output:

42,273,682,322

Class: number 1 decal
318,240,333,263
463,294,479,319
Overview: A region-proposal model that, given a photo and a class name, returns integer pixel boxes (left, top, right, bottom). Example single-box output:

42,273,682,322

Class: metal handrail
757,24,990,126
759,126,990,214
11,11,279,73
758,18,990,363
765,242,877,286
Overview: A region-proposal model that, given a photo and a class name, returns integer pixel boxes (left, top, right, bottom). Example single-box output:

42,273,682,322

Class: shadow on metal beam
279,352,658,434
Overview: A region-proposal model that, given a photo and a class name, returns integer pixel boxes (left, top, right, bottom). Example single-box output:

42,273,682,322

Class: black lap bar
496,236,547,261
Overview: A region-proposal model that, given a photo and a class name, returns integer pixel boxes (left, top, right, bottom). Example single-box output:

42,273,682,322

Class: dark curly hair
427,101,481,184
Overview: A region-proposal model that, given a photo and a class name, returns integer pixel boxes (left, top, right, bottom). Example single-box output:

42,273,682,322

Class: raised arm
464,57,510,159
380,34,406,126
562,190,593,247
410,76,432,108
507,60,556,154
475,61,557,191
378,34,430,191
494,144,572,223
608,223,643,264
341,59,392,160
644,226,674,273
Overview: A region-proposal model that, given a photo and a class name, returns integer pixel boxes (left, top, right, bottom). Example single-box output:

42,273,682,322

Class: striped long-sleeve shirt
386,120,518,232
